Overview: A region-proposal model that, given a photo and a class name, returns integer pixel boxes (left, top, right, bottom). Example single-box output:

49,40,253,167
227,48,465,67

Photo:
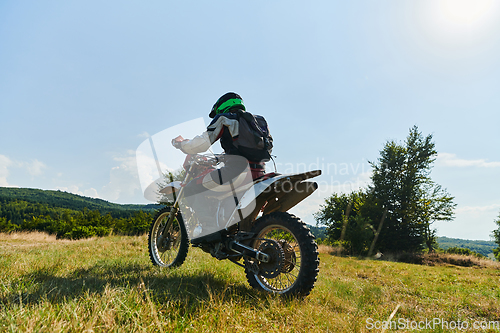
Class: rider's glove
172,139,183,150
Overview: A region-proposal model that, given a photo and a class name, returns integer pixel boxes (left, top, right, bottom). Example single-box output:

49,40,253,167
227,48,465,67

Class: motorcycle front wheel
148,206,189,268
245,212,319,297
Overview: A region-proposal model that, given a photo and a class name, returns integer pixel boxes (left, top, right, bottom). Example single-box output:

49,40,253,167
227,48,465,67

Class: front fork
158,163,194,245
157,160,270,263
157,204,180,250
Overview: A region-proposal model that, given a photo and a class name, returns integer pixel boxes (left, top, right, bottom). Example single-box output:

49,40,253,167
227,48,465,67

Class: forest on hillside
0,187,159,239
1,187,497,258
0,187,158,217
437,236,496,257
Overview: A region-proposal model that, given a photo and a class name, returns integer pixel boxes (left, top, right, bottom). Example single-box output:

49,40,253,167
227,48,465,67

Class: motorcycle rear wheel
148,206,189,268
245,212,319,297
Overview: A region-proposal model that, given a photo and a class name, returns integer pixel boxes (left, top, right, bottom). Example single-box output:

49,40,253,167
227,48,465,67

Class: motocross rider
172,92,269,191
171,92,271,234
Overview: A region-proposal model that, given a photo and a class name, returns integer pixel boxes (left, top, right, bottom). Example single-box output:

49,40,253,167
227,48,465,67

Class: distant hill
2,187,498,257
307,227,497,258
308,225,327,240
436,236,496,257
0,187,162,239
0,187,159,221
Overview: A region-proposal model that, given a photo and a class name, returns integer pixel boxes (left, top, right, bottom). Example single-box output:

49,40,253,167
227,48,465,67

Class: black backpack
234,110,273,162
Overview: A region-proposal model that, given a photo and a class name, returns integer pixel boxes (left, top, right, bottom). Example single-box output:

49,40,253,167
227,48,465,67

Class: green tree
0,217,19,233
415,182,455,251
317,126,456,255
369,125,455,252
445,247,485,258
491,212,500,260
315,191,375,255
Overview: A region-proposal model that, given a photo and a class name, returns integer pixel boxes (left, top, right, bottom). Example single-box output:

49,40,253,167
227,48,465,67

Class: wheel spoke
148,207,189,268
244,213,319,297
252,225,302,292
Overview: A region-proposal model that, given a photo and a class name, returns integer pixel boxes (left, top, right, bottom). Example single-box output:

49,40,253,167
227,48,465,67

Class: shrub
445,247,485,258
0,217,19,233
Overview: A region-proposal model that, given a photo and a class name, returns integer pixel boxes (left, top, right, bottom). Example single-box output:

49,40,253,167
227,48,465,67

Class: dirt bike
147,153,321,297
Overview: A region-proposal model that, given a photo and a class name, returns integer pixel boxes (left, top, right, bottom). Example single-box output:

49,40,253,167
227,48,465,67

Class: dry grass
317,244,347,256
0,231,97,250
317,244,335,254
421,252,500,269
0,230,60,242
382,251,500,269
1,232,500,332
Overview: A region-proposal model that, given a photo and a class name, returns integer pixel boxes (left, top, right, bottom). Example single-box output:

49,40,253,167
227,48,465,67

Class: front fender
158,181,182,201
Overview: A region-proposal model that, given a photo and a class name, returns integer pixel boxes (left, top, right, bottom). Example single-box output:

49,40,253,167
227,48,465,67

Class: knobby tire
148,206,189,268
245,212,319,297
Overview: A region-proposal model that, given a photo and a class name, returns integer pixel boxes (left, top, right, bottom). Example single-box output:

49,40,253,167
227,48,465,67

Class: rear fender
238,170,321,211
262,181,318,215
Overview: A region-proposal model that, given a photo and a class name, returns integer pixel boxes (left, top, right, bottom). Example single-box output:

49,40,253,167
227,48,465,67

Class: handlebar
183,153,226,170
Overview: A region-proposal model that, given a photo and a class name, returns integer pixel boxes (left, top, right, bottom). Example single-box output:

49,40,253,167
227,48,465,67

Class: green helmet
209,92,246,118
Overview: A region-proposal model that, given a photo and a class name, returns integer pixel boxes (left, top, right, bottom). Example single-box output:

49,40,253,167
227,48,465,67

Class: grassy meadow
1,232,500,332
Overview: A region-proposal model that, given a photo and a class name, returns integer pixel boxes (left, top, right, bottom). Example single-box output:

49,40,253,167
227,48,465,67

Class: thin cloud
0,155,47,185
56,186,83,196
456,203,500,213
100,150,142,203
25,159,47,176
437,153,500,168
137,132,151,139
0,154,13,186
84,188,99,198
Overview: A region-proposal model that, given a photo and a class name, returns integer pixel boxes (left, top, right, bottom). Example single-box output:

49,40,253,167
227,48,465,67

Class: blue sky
1,0,499,240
